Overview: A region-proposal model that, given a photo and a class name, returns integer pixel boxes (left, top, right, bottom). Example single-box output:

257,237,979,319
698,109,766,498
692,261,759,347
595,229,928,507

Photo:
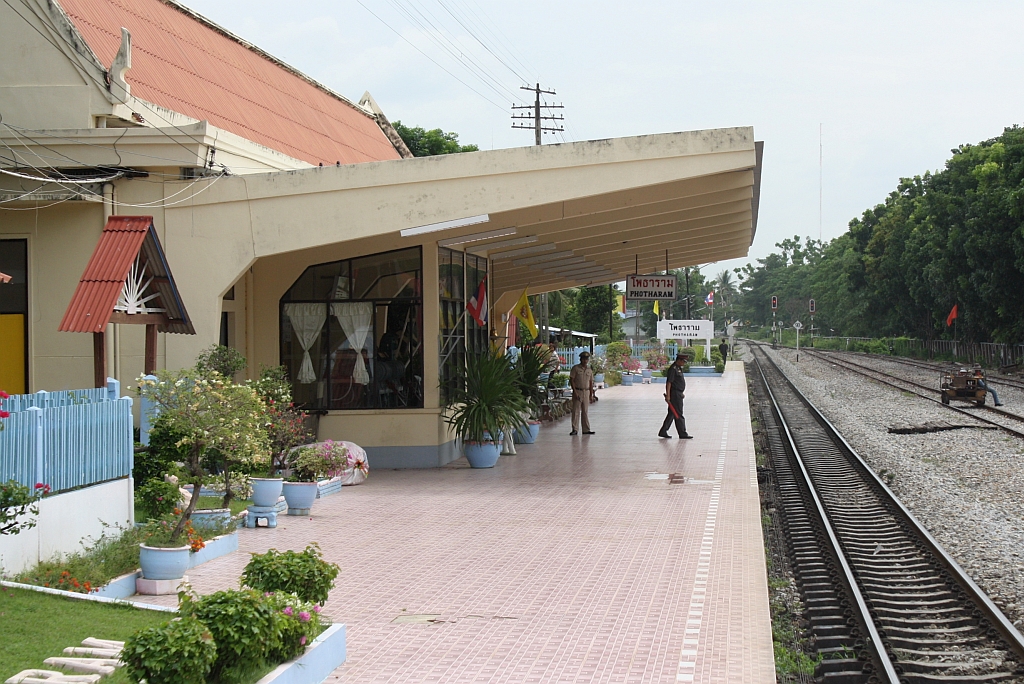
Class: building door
0,239,28,394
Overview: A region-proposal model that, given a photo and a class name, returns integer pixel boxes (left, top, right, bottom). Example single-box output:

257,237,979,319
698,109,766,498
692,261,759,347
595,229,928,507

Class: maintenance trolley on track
940,365,988,406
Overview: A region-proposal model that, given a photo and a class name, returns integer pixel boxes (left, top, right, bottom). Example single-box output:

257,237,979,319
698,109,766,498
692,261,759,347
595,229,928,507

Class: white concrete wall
0,478,134,576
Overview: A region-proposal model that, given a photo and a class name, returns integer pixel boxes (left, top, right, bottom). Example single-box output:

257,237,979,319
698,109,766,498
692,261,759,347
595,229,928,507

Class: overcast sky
185,0,1024,278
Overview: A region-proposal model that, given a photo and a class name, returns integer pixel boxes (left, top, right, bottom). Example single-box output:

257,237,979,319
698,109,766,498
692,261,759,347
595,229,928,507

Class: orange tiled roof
60,216,195,335
59,0,402,166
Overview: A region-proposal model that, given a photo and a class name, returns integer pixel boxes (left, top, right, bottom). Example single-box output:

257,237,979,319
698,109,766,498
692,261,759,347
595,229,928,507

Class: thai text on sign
657,319,713,340
626,274,676,301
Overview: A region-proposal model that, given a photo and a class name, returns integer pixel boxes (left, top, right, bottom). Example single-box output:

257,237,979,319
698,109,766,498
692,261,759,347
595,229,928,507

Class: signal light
771,296,778,310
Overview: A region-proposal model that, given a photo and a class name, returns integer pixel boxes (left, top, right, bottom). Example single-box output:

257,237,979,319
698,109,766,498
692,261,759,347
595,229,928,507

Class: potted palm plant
512,345,557,444
444,351,531,468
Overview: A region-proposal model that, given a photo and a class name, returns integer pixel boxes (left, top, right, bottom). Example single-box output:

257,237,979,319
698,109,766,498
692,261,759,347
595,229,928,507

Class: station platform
133,361,773,683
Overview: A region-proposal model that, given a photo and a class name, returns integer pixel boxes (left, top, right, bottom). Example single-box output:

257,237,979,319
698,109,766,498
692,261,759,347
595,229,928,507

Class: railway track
812,348,1024,393
796,348,1024,438
749,342,1024,683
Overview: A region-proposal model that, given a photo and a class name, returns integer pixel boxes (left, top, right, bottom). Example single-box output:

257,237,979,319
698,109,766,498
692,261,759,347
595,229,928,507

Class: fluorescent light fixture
437,226,516,247
466,235,538,254
513,251,575,266
491,243,557,260
401,213,489,238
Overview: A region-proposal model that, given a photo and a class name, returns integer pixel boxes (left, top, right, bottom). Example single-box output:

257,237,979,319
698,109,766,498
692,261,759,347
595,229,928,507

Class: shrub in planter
604,341,632,368
715,361,725,373
289,441,350,482
135,479,181,521
183,589,278,680
241,543,340,605
604,369,622,386
120,615,216,684
263,591,325,662
136,418,190,484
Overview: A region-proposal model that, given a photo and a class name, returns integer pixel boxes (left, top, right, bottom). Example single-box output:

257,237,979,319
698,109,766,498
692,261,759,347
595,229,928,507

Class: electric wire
355,0,509,113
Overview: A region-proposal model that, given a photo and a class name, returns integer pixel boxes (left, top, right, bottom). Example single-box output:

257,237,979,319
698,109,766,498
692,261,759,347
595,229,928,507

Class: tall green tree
392,121,479,157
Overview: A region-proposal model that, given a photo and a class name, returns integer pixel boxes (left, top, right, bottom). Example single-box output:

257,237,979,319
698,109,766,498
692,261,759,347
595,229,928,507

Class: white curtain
284,303,326,384
332,302,373,385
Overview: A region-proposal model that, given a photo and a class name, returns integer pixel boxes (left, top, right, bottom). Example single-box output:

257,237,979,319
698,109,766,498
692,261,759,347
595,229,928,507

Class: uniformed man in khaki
569,352,596,436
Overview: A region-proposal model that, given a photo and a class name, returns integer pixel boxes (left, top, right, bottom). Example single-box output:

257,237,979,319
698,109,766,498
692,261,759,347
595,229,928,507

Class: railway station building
0,0,762,467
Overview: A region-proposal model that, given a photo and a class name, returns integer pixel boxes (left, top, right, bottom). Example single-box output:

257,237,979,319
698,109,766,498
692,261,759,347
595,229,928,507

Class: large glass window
280,247,422,410
0,239,28,394
439,248,489,402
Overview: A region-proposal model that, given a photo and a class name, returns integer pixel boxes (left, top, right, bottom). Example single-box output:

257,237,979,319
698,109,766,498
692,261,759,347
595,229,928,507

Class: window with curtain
280,247,422,410
439,248,489,403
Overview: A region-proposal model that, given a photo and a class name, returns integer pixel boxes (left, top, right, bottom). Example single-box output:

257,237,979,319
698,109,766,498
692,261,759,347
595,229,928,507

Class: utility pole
512,84,564,145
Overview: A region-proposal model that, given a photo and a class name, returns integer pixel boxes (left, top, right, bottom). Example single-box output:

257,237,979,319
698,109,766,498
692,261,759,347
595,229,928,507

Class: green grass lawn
0,587,170,681
134,495,249,523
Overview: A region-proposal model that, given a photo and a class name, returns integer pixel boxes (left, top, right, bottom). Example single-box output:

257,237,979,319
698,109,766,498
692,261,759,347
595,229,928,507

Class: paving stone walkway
133,362,773,683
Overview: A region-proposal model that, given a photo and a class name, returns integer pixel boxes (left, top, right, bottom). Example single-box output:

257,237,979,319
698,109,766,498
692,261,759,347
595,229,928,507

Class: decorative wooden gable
59,216,194,385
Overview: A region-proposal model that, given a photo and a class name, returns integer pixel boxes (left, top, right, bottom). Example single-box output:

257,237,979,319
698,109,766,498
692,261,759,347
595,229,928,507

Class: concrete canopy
167,126,760,322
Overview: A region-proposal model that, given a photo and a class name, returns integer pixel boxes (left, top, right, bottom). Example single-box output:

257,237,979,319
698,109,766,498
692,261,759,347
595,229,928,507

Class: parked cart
940,366,987,406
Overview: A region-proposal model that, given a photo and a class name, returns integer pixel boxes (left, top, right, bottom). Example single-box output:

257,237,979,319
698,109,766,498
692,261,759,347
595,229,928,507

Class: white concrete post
106,377,120,401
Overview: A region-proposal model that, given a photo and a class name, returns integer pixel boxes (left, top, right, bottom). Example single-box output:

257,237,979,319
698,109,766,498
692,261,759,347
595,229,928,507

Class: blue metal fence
0,379,133,493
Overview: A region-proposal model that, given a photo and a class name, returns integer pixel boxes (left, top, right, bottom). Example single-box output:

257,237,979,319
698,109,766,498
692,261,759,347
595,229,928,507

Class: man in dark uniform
659,353,693,439
718,338,729,362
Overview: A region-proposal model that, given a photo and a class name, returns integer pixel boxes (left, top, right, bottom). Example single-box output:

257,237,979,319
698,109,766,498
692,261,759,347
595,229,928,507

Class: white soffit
529,256,587,269
437,226,516,247
401,213,490,237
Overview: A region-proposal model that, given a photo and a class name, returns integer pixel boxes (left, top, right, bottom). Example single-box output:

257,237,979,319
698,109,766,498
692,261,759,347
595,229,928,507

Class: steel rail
813,347,1024,391
801,348,1024,438
751,342,1024,677
752,348,900,682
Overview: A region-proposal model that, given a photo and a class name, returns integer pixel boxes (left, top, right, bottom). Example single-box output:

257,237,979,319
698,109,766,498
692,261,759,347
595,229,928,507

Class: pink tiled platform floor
133,362,773,683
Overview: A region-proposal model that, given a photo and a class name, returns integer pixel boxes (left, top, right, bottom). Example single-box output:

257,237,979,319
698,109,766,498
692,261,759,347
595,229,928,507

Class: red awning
59,216,195,335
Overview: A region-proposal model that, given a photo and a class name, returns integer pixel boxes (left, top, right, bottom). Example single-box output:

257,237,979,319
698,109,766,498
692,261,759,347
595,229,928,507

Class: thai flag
705,290,714,306
467,276,488,326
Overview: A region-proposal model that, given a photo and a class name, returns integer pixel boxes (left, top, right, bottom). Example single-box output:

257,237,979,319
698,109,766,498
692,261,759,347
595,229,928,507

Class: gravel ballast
747,342,1024,628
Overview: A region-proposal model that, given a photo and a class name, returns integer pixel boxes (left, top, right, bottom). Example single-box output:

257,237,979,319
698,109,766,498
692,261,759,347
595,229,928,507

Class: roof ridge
154,0,375,123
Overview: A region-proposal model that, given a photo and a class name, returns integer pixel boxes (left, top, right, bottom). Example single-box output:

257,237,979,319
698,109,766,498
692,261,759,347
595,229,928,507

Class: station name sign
657,319,713,340
626,274,676,301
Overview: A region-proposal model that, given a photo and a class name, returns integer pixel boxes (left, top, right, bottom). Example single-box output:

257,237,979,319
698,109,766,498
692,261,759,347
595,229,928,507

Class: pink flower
283,606,293,616
312,605,321,613
299,611,310,623
0,390,9,399
299,635,307,646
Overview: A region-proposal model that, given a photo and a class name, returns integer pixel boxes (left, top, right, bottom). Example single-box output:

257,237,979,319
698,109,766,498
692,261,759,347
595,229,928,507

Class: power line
355,0,509,113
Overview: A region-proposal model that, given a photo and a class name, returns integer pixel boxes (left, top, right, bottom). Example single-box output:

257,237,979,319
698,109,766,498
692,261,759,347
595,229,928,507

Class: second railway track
750,342,1024,683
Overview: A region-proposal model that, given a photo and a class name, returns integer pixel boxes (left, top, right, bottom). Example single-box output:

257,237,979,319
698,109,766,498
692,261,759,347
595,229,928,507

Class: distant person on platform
718,339,729,362
659,353,693,439
569,352,596,436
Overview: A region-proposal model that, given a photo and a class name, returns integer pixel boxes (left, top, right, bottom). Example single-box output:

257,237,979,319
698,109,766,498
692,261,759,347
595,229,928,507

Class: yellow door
0,313,25,395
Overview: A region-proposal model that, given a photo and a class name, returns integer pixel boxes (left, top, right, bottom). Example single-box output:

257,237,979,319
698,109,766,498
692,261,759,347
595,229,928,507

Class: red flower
0,390,9,398
0,410,10,419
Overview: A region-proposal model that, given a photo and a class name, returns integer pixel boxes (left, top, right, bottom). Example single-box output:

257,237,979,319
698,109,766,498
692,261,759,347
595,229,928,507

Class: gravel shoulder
746,342,1024,628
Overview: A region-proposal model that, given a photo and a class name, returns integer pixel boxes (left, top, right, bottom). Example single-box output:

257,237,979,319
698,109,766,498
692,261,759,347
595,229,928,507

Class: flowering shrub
241,543,339,605
135,479,181,521
17,523,144,593
621,357,643,373
604,341,632,369
0,480,46,536
120,616,217,684
0,388,9,431
289,440,349,482
182,589,279,681
141,512,208,553
642,346,669,369
38,569,94,593
136,369,270,541
263,591,324,661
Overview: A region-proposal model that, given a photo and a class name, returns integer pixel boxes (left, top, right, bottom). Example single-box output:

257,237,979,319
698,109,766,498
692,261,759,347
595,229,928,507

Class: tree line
732,124,1024,343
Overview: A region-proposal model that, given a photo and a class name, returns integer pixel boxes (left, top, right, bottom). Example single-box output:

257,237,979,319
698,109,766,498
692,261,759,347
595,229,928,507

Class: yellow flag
614,295,625,314
653,300,660,317
513,288,538,338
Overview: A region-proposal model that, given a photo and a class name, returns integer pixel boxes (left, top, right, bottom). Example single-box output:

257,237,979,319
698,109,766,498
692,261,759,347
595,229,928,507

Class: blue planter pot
464,442,501,468
139,544,190,580
621,374,633,386
251,477,283,507
594,373,605,384
190,508,232,530
642,369,653,378
283,481,319,515
514,422,541,444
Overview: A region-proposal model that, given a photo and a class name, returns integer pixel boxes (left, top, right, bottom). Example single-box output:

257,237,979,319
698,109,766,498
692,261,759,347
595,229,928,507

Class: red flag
467,275,488,327
946,304,958,327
